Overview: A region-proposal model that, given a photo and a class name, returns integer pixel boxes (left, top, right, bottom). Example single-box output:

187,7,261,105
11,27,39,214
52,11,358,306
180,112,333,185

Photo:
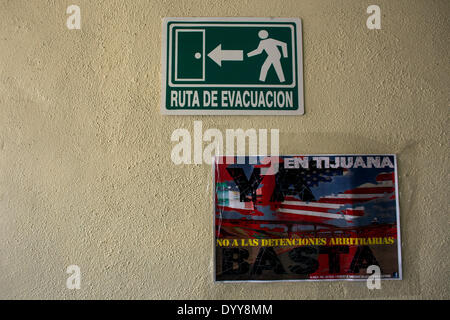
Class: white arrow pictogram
207,44,244,67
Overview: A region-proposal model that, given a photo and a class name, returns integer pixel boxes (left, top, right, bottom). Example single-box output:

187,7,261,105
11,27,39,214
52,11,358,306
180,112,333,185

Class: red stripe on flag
344,187,394,194
274,212,332,223
376,172,394,182
343,209,364,216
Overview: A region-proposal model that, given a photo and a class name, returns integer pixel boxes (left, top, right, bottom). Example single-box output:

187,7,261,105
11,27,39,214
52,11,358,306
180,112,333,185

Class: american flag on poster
214,155,402,282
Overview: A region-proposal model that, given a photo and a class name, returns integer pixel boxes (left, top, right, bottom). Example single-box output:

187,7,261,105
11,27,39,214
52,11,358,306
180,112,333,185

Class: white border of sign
161,17,304,115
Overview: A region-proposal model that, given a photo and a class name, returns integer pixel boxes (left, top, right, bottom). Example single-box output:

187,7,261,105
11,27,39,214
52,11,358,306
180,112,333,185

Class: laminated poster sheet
214,155,402,282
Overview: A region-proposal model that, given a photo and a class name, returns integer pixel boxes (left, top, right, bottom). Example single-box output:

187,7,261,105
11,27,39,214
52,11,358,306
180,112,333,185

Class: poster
214,155,402,282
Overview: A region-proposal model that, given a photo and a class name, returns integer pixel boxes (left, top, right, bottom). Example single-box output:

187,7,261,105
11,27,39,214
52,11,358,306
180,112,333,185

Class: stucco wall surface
0,0,448,299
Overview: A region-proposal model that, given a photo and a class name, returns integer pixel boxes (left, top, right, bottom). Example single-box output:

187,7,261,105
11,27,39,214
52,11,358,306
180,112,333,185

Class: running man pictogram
247,30,288,82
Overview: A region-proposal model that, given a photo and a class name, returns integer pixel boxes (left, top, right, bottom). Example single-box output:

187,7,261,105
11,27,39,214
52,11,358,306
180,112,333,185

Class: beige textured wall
0,0,448,299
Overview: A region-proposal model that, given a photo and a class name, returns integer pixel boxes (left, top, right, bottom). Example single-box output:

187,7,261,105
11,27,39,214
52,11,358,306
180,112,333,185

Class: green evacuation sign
161,18,304,115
